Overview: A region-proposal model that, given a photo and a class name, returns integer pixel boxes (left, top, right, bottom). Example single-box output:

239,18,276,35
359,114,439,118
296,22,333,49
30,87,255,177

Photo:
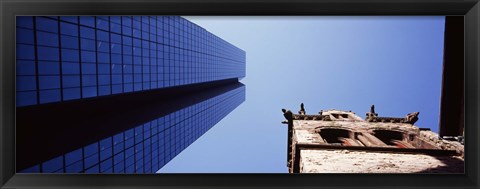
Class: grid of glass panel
16,16,246,107
19,85,245,173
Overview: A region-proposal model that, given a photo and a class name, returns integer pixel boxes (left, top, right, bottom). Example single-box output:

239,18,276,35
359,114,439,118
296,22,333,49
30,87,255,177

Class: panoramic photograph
15,16,464,174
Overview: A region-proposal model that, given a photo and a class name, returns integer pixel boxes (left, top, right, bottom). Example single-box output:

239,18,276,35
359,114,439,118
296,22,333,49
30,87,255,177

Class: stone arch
317,128,352,144
370,129,405,145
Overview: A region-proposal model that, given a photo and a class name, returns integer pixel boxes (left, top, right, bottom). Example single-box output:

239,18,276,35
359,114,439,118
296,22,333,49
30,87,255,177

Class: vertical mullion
130,16,134,92
110,135,114,172
32,17,40,105
109,17,113,94
57,16,64,101
81,146,85,173
119,16,125,93
97,142,101,173
122,132,126,173
140,17,144,92
62,155,66,173
77,16,83,99
94,17,99,96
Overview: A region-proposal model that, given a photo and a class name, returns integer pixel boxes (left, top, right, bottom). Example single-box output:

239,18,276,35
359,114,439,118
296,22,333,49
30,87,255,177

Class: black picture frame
1,0,478,188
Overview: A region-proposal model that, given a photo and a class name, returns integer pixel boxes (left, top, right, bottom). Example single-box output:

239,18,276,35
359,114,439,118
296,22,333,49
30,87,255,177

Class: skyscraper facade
20,83,245,173
16,16,245,107
16,16,246,173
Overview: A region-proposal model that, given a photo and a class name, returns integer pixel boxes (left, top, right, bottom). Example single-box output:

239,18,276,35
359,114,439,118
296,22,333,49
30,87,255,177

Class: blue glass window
97,41,110,53
38,61,60,75
124,83,133,92
17,16,34,29
113,133,123,145
82,75,97,86
16,44,35,60
96,18,109,31
60,35,79,49
36,17,58,33
123,55,132,64
123,46,132,55
65,161,83,173
111,43,121,54
133,19,141,29
112,84,122,94
122,16,132,27
63,75,80,88
79,16,95,27
113,152,125,164
63,88,80,100
79,26,95,39
80,38,96,51
122,26,132,36
123,65,133,74
97,64,110,75
62,62,80,74
100,148,112,161
39,89,60,103
84,153,98,168
20,165,40,173
16,60,36,75
39,75,60,89
97,52,110,63
17,76,36,91
16,28,34,44
125,164,135,173
100,138,112,150
113,141,124,154
37,46,59,61
65,148,83,165
114,162,124,173
122,36,132,45
100,158,113,172
16,91,37,106
42,156,63,173
85,165,99,173
84,142,98,157
61,49,79,62
98,75,110,85
111,54,121,64
98,85,111,96
97,30,109,42
60,22,78,36
37,31,59,47
110,22,121,34
112,74,122,83
133,29,141,38
82,86,97,98
60,16,78,24
81,51,96,63
110,16,121,24
111,33,121,44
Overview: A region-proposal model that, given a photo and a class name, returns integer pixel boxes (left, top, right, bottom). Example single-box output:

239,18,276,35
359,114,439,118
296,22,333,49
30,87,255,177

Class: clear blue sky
158,16,445,173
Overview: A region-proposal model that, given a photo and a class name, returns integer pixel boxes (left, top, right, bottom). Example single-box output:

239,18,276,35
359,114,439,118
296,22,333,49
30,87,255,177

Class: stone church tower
281,104,464,173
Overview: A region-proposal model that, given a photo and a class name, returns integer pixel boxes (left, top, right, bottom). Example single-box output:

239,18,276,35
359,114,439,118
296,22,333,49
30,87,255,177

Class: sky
158,16,446,173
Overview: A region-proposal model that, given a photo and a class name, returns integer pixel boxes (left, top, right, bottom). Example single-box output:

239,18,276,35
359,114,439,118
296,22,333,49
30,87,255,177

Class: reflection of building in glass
16,16,246,173
281,104,464,173
21,83,245,173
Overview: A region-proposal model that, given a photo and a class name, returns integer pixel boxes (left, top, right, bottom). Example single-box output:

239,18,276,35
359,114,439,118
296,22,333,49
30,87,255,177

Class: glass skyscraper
16,16,246,173
16,16,245,107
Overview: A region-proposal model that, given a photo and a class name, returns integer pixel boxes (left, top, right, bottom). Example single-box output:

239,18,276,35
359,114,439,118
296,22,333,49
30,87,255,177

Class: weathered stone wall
419,130,464,156
299,149,464,173
288,109,465,173
293,119,419,145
